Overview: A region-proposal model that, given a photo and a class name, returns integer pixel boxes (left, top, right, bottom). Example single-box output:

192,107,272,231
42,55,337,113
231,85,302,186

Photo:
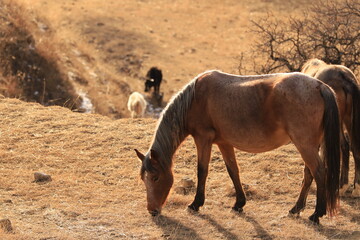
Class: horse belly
216,123,291,153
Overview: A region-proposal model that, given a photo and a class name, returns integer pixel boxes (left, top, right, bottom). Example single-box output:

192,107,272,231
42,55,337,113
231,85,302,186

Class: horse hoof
288,211,300,218
188,204,199,212
308,214,320,225
288,209,300,218
149,209,160,216
339,184,350,196
232,206,243,213
289,205,304,215
352,184,360,198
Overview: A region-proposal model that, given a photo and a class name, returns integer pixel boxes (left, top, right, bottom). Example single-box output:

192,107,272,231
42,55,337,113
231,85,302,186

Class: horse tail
320,85,340,216
348,76,360,157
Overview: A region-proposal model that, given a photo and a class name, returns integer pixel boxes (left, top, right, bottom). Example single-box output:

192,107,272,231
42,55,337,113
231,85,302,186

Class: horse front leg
218,143,246,212
188,135,213,211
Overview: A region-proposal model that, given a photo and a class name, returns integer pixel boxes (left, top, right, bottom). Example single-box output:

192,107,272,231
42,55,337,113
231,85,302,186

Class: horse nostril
149,209,160,216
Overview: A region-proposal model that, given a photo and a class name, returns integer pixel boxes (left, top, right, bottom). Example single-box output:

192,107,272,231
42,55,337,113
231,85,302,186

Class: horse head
135,149,173,216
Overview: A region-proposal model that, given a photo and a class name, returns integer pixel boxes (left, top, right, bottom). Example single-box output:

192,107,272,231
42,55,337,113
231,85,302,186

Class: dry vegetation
0,97,359,240
0,0,359,239
0,99,360,239
0,3,82,110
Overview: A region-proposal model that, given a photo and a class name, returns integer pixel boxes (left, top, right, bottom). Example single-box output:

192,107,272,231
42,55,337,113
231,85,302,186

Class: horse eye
152,176,159,182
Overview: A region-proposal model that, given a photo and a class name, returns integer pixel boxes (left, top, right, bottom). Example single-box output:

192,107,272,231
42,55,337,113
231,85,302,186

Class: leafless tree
239,0,360,75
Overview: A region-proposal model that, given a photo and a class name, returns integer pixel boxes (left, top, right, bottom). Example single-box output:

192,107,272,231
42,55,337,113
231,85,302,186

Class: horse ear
134,149,145,162
150,149,159,165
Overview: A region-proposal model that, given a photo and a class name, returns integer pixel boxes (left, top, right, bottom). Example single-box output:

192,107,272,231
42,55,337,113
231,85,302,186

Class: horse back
186,71,327,152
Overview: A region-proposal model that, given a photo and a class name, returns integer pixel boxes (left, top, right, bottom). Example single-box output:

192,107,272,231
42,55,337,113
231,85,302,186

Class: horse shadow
189,210,273,240
192,212,240,240
238,213,274,240
152,215,204,240
294,215,360,239
341,196,360,224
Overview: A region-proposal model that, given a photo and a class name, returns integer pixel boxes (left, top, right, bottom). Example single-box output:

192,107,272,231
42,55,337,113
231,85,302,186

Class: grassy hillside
0,97,359,239
1,0,314,118
0,0,359,239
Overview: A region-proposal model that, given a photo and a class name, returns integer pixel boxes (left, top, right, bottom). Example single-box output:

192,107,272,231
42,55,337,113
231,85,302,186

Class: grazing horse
145,67,163,95
135,70,340,224
302,59,360,197
127,92,147,118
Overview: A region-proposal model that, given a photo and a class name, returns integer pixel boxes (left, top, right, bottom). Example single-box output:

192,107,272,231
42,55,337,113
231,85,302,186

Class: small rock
179,178,195,188
175,178,195,195
174,186,186,195
0,219,13,233
34,172,52,183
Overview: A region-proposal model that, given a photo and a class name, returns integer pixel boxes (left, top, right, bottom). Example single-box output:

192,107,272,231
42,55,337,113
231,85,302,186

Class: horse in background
145,67,163,95
135,70,341,224
127,92,147,118
302,58,360,197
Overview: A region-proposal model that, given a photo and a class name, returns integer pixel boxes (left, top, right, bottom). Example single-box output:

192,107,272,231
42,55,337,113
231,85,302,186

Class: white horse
127,92,147,118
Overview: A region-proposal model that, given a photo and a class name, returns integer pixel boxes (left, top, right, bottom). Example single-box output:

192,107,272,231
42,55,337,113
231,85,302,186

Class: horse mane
142,76,198,174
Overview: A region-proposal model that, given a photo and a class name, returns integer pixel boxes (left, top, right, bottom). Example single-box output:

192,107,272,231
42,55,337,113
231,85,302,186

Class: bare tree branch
239,0,360,75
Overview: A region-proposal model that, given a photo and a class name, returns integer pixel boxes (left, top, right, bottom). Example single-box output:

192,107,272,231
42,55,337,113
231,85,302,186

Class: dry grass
0,98,359,239
0,0,359,239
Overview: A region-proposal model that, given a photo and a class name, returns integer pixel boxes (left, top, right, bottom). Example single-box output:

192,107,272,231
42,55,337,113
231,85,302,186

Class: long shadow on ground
293,214,360,240
193,213,240,240
240,213,274,240
152,215,204,240
341,196,360,224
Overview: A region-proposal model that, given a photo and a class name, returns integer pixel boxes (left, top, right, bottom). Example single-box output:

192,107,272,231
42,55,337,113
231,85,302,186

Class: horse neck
150,77,195,167
151,114,189,166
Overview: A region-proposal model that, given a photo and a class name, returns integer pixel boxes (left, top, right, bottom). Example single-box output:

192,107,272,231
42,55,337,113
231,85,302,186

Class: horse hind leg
294,147,326,224
289,166,313,215
339,133,350,196
308,166,327,224
352,147,360,197
218,143,246,212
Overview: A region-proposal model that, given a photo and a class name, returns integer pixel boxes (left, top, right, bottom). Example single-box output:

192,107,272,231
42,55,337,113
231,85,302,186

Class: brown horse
135,70,340,224
302,59,360,197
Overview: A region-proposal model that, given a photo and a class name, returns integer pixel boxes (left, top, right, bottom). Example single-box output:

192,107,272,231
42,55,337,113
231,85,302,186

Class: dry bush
238,0,360,75
0,1,81,109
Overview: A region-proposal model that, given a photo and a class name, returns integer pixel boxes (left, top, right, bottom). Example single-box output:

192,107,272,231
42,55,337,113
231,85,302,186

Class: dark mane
141,77,197,176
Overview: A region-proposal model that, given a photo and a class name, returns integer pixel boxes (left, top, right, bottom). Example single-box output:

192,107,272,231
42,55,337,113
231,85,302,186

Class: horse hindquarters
289,84,340,223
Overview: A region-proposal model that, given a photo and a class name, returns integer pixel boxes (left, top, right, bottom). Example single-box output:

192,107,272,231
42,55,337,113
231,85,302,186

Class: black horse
145,67,162,95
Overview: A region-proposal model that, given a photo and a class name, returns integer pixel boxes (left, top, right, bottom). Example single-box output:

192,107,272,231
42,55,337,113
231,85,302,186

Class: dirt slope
2,0,312,118
0,97,359,239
